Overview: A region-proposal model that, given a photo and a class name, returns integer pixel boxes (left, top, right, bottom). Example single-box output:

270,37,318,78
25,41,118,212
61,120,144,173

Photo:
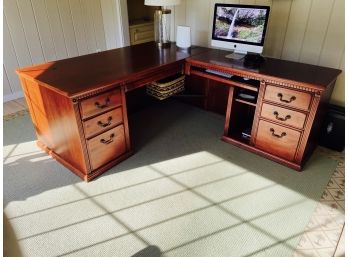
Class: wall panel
254,0,272,5
175,0,186,28
3,20,21,93
239,0,256,4
208,0,222,46
281,0,312,62
185,0,210,46
262,0,292,58
57,0,79,57
81,0,98,52
45,0,69,59
100,0,120,49
91,0,107,51
69,0,89,56
299,0,335,65
318,0,344,68
16,0,45,64
4,0,33,66
224,0,240,5
3,66,12,96
31,0,57,61
119,0,130,46
331,54,345,106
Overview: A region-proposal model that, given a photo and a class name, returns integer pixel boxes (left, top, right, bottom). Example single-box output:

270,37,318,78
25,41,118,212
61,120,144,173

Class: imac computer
211,4,270,60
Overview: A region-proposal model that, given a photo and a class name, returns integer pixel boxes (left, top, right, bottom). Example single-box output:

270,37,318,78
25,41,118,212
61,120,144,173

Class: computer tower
319,104,345,152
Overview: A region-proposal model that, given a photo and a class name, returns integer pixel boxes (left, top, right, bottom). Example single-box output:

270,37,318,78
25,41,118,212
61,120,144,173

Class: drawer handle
97,116,112,127
100,133,115,144
270,128,286,138
277,93,296,103
95,97,110,109
273,111,291,121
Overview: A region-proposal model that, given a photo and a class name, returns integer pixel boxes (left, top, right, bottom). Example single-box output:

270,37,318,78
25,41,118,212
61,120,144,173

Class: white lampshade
145,0,181,6
176,26,191,49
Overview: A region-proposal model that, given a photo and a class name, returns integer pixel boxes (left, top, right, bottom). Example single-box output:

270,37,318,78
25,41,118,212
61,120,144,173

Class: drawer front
255,120,301,161
83,107,123,138
134,30,154,42
260,103,307,129
264,85,312,110
80,89,122,119
130,23,153,33
87,125,126,170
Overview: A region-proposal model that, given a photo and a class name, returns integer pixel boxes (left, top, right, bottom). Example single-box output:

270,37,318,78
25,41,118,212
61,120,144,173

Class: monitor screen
212,4,270,47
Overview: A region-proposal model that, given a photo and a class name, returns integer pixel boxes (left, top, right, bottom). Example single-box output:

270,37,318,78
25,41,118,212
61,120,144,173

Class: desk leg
250,81,266,146
224,87,235,136
203,79,211,110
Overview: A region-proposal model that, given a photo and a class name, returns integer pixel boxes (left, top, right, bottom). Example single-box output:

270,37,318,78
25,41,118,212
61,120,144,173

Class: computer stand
225,52,246,60
225,51,265,66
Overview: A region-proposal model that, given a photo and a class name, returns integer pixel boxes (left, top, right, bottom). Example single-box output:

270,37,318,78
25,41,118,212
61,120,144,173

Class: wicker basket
147,74,185,100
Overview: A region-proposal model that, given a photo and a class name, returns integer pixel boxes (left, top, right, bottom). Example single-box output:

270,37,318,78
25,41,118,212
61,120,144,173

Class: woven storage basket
147,74,185,100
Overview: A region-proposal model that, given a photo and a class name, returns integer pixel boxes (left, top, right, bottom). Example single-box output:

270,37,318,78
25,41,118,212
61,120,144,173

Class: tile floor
294,149,345,257
3,98,27,115
4,98,345,257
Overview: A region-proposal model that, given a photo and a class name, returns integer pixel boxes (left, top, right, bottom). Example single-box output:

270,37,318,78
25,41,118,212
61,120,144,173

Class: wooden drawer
129,23,154,45
83,107,123,138
87,125,126,170
80,89,122,119
260,103,307,129
129,23,153,33
134,31,154,42
255,120,301,161
264,85,312,110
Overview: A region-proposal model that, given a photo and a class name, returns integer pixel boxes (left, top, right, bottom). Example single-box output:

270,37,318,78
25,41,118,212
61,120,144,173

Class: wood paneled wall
3,0,123,101
172,0,345,106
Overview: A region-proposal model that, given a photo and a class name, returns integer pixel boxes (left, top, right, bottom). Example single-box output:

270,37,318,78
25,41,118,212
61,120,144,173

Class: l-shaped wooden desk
17,42,341,181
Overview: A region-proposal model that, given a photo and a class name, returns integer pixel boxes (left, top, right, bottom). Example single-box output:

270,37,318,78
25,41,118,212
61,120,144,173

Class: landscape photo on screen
214,7,267,43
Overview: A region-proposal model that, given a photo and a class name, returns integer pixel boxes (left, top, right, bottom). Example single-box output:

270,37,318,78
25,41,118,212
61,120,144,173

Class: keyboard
205,69,233,79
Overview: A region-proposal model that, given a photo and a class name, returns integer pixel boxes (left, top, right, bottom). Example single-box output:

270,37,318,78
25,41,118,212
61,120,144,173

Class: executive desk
17,42,341,181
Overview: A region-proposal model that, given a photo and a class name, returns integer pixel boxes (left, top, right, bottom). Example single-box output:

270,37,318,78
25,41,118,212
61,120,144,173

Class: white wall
171,0,345,106
3,0,126,102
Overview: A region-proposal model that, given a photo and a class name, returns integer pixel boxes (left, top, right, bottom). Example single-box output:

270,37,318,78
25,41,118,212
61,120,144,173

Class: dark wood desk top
187,49,341,90
17,43,341,97
17,42,210,97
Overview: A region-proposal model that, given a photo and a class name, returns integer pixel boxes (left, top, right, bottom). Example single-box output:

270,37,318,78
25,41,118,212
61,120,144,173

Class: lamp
145,0,181,47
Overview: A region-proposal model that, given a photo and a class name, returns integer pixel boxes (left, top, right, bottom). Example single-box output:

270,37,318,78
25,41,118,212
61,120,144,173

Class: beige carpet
4,100,337,257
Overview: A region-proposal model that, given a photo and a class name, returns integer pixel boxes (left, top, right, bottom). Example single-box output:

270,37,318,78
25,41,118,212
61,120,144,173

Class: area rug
4,100,338,257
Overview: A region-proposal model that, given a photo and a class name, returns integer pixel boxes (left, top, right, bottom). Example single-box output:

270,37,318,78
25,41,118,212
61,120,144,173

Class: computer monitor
211,4,270,59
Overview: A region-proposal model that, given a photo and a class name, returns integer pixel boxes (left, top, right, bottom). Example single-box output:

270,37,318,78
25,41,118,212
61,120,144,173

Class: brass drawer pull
273,111,291,121
277,93,296,103
270,128,286,138
100,133,115,144
97,116,112,127
95,97,110,109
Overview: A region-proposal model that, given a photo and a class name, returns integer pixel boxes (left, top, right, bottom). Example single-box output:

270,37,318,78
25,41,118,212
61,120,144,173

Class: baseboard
4,91,23,102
